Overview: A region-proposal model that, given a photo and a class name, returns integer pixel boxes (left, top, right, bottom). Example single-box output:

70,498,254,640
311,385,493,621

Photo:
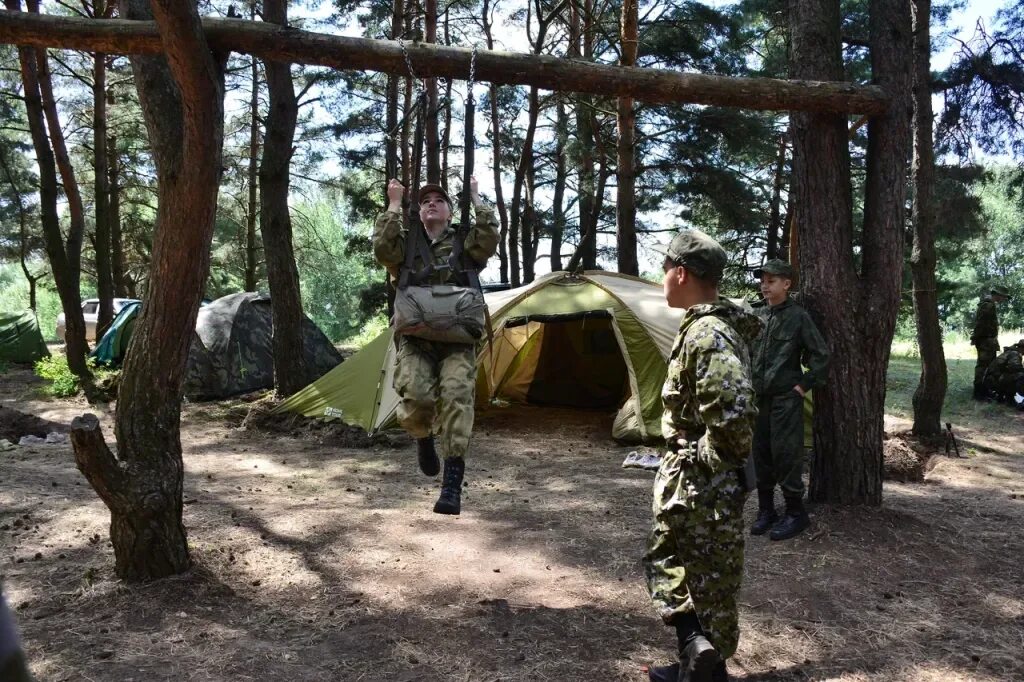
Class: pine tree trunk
245,41,260,292
482,0,509,283
424,0,439,183
385,0,402,192
109,133,130,297
94,32,114,335
550,96,567,272
909,0,946,437
511,85,539,285
260,0,308,398
615,0,638,276
766,134,786,260
793,0,912,506
9,0,89,377
71,0,227,580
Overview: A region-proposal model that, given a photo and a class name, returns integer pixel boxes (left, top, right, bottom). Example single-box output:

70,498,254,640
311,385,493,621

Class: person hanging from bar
372,177,498,515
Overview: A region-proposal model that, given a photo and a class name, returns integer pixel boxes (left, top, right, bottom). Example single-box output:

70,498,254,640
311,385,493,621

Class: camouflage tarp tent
184,292,342,400
0,311,49,363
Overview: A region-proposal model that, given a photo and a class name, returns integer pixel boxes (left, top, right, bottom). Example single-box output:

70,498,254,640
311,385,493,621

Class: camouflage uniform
982,342,1024,402
372,206,499,458
643,298,762,660
971,294,1000,395
751,298,829,497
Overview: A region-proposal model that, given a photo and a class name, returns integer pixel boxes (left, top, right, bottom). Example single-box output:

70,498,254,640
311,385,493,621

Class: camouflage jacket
372,207,500,286
971,296,999,341
987,347,1023,380
662,298,762,472
752,298,830,397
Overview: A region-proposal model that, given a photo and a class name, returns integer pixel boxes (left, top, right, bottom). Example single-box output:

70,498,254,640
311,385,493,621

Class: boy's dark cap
417,183,453,207
651,229,727,282
990,284,1011,299
754,259,795,280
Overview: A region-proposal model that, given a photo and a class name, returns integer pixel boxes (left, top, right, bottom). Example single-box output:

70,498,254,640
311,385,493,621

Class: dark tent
184,292,343,399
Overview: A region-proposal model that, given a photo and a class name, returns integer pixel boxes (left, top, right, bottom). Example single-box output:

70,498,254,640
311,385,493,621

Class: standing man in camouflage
373,177,498,515
972,285,1011,400
750,260,829,541
644,230,762,682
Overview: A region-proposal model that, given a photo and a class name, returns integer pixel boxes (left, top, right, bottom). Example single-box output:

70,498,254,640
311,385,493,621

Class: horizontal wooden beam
0,11,890,115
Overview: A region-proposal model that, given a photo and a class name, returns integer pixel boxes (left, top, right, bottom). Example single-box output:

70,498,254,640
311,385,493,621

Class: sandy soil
2,366,1022,681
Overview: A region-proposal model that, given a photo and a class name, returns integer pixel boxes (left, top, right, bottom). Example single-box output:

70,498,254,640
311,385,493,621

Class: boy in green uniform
971,285,1011,400
644,230,762,682
372,178,499,515
750,259,829,541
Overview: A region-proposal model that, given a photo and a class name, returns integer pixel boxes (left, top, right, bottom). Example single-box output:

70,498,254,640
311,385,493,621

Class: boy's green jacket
752,298,830,397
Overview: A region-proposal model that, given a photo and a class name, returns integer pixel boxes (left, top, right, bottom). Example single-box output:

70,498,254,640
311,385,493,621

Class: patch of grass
887,339,1015,434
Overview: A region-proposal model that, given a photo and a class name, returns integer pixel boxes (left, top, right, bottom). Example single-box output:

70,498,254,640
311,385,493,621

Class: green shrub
35,355,80,397
34,356,118,398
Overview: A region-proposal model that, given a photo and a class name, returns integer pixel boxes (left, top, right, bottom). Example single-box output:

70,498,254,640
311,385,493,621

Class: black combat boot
433,456,465,515
750,487,778,536
416,436,440,476
770,495,810,541
711,660,730,682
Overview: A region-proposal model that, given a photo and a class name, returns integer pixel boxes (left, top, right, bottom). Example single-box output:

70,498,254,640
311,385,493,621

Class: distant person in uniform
971,285,1010,400
644,230,762,682
749,260,829,541
372,178,498,515
982,339,1024,406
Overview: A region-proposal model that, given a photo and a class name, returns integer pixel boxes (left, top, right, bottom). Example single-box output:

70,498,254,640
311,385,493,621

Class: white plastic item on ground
17,435,46,445
45,432,68,444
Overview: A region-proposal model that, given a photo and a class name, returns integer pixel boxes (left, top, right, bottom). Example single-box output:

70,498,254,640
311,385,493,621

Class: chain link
466,45,478,106
398,37,419,82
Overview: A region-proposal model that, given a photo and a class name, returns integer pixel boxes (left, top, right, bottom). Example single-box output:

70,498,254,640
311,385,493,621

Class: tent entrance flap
489,316,629,410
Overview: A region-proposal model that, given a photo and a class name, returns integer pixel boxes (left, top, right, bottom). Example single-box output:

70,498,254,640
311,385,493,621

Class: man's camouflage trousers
974,337,1000,391
643,444,747,659
393,335,477,459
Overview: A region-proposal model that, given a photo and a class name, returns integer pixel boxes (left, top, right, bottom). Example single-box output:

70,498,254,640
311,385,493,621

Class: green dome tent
0,311,49,364
276,271,693,443
90,300,142,366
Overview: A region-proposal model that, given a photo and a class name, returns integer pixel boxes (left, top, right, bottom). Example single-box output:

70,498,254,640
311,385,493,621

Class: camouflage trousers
393,335,477,459
752,392,805,497
974,338,999,390
643,445,747,660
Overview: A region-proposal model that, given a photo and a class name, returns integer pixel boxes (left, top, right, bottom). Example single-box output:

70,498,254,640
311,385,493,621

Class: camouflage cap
753,258,795,280
652,229,727,282
417,183,453,208
990,284,1011,299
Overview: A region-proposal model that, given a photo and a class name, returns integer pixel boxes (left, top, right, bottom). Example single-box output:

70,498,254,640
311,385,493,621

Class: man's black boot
750,487,778,536
711,660,730,682
433,456,465,515
770,495,810,541
416,436,440,476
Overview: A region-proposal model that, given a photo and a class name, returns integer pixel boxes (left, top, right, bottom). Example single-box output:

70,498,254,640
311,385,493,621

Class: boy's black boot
750,487,778,535
416,436,440,476
770,495,810,541
432,457,464,515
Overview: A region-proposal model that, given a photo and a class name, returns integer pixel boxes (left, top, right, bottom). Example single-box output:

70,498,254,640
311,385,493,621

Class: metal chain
466,45,478,107
398,37,419,82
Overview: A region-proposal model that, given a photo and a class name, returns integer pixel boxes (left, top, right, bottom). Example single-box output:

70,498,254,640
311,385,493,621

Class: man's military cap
990,284,1011,299
652,229,727,283
753,258,795,280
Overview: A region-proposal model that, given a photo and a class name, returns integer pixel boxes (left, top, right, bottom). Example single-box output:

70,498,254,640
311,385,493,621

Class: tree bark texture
909,0,946,437
7,0,89,376
615,0,638,276
94,43,115,335
550,96,567,272
245,49,260,292
792,0,912,506
0,11,890,114
71,0,227,581
510,84,539,285
260,0,308,398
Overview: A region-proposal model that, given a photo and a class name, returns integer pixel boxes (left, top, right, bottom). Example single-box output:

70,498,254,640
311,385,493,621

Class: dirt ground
2,365,1022,681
